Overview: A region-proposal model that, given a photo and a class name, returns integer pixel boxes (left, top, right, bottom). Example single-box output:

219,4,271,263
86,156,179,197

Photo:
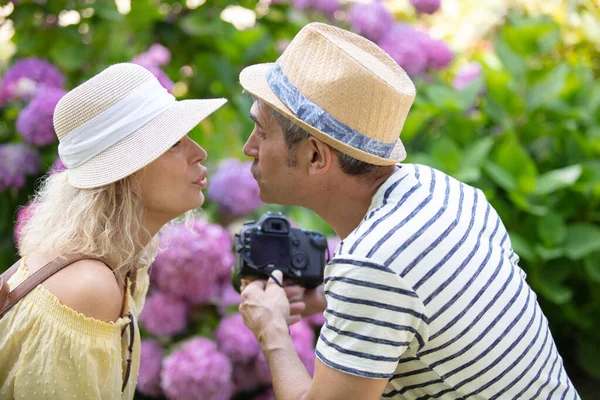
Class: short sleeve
315,256,429,379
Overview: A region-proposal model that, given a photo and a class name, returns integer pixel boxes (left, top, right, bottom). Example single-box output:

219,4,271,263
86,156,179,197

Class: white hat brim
239,63,406,166
68,98,227,188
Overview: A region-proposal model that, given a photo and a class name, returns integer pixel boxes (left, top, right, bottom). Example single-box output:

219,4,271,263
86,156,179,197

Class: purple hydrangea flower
147,44,171,66
254,320,316,381
253,351,272,385
313,0,340,15
410,0,441,14
0,57,65,105
292,0,313,10
16,87,65,146
349,1,394,43
327,236,341,258
0,143,41,192
453,61,483,91
137,339,164,398
208,159,262,217
423,38,454,70
232,362,263,395
152,218,235,305
378,24,430,77
139,290,189,337
132,58,174,93
216,313,260,364
216,281,242,316
290,319,316,376
161,337,233,400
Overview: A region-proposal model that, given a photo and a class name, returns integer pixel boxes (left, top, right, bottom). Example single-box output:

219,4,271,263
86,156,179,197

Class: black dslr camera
232,212,327,292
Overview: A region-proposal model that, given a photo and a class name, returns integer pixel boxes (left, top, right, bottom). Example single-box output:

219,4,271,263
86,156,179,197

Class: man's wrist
257,319,291,352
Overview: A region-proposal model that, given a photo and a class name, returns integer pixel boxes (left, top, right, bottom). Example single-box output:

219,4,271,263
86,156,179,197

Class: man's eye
256,130,266,139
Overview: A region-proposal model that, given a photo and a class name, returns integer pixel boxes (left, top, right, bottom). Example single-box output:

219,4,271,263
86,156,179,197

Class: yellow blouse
0,258,151,400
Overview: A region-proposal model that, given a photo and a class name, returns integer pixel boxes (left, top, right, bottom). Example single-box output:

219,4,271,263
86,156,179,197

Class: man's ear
306,136,333,175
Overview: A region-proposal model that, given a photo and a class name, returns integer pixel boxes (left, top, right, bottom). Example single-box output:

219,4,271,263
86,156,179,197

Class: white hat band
58,78,175,168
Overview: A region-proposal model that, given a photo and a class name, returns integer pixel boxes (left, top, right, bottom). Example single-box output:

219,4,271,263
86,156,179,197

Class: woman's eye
172,140,182,148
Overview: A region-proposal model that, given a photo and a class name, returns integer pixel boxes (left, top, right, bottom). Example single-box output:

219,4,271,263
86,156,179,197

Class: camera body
233,212,327,291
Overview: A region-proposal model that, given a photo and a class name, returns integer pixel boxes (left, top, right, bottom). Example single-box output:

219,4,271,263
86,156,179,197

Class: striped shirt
316,164,580,400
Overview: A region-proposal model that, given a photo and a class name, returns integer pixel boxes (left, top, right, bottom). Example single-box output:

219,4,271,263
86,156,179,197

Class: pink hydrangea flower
137,339,164,397
14,202,37,245
139,290,189,336
453,61,483,90
152,218,235,305
423,38,454,70
378,24,430,77
215,313,260,364
208,159,262,217
161,337,233,400
348,1,393,43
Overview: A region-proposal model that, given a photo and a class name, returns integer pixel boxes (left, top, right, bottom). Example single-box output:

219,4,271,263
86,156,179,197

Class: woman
0,63,226,399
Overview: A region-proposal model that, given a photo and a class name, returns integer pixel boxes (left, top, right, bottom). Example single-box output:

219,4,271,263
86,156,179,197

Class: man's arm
240,271,389,400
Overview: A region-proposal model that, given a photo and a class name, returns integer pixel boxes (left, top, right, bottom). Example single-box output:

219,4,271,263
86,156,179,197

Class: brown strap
0,259,22,307
0,254,111,319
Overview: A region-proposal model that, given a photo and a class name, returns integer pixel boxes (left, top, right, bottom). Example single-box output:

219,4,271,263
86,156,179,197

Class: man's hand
239,271,298,340
241,274,307,325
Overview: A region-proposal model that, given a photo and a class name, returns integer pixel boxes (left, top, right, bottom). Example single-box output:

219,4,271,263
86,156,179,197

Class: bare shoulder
38,258,124,323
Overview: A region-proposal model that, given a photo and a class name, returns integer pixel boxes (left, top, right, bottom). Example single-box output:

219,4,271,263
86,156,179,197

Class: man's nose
243,133,258,159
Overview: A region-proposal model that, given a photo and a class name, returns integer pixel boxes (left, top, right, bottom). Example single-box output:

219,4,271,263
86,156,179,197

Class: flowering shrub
2,0,599,397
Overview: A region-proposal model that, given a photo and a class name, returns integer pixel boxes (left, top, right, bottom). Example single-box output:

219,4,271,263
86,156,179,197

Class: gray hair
255,99,378,175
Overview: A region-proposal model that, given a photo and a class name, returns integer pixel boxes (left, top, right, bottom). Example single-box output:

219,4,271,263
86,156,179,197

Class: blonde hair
18,170,158,278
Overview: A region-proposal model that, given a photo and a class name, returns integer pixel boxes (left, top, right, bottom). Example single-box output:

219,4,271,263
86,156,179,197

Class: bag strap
0,254,110,319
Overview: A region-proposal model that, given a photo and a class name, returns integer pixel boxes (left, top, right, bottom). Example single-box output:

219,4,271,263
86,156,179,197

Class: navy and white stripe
316,164,579,399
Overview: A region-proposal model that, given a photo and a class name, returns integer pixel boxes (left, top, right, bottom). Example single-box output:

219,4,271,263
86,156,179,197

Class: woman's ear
306,137,333,176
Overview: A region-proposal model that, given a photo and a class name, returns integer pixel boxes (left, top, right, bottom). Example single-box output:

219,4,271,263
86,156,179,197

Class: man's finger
267,270,284,290
244,278,268,292
290,301,306,316
288,315,302,325
285,285,305,301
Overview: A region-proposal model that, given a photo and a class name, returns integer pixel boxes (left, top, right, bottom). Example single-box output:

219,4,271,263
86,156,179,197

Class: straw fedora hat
239,22,416,165
54,63,226,188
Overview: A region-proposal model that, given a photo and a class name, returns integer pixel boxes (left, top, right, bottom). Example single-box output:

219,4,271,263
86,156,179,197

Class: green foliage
1,0,599,393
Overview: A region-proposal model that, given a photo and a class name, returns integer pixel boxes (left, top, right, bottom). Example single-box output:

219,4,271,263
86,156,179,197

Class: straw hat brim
239,63,406,166
68,98,227,189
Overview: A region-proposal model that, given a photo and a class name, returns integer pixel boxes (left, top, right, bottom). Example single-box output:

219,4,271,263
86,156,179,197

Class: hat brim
68,98,227,189
239,63,406,166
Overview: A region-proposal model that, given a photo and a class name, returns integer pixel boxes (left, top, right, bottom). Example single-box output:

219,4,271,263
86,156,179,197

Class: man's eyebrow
249,112,262,129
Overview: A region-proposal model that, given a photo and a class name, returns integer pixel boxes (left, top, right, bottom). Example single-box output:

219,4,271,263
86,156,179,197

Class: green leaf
494,138,538,193
537,281,573,304
509,232,537,262
429,137,462,174
508,192,548,216
564,223,600,260
584,253,600,282
526,63,569,110
493,35,526,83
484,162,517,192
577,337,600,380
533,165,582,195
535,245,564,261
401,108,433,143
536,212,567,246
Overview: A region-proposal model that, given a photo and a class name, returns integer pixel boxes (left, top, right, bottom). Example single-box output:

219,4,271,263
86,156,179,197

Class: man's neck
308,165,397,239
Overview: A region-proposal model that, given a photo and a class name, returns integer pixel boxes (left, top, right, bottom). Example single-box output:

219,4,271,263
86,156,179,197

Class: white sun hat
53,63,227,188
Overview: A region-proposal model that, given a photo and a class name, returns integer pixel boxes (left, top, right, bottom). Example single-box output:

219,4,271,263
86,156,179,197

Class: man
238,22,579,400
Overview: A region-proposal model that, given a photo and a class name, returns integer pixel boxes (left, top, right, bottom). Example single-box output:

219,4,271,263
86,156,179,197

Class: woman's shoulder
27,254,124,323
